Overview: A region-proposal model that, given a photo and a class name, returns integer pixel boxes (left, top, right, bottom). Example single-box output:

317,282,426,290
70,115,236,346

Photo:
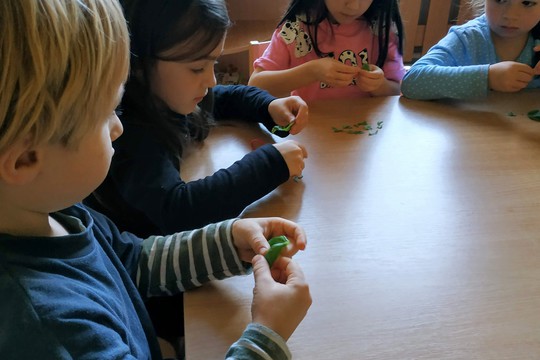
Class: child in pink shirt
249,0,405,102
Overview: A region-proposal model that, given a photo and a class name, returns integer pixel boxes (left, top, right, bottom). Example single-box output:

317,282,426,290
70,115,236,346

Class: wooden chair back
400,0,482,64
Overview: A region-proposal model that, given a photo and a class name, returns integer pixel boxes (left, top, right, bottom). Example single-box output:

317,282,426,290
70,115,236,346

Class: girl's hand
488,61,535,92
268,96,309,135
251,255,312,341
310,57,358,88
231,217,307,263
355,64,385,93
273,140,308,178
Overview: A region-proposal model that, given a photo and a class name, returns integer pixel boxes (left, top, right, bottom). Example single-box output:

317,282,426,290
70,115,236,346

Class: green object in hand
527,109,540,121
264,235,290,267
271,121,295,134
361,62,370,71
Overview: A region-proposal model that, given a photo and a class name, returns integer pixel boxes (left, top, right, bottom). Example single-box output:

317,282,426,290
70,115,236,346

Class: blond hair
0,0,129,153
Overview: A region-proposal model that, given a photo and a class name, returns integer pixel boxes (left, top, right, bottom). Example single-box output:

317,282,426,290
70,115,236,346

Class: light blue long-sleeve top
401,15,540,100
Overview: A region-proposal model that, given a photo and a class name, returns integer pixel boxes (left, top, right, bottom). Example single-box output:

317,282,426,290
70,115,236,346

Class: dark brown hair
120,0,231,158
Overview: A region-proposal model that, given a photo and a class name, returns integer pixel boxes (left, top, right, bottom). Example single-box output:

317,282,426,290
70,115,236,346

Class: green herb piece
353,121,367,128
264,235,290,267
271,121,295,134
527,109,540,121
507,112,516,117
362,62,370,71
368,130,379,136
331,120,382,135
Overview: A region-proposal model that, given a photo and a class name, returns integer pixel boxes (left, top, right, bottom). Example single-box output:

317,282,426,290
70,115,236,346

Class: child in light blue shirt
402,0,540,100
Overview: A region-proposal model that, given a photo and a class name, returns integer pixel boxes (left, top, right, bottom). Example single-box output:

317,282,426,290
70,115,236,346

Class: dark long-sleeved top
86,85,290,237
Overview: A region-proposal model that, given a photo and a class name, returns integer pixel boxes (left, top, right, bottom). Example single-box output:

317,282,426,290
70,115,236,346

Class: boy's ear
0,140,42,185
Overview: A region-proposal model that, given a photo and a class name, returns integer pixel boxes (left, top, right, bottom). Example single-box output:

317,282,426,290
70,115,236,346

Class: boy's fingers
272,256,307,285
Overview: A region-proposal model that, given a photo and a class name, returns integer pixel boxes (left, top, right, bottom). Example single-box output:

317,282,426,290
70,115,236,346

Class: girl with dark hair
402,0,540,100
248,0,405,100
86,0,308,238
84,0,309,354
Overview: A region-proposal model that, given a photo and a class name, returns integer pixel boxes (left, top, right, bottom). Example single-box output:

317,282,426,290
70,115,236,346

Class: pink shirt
253,17,405,102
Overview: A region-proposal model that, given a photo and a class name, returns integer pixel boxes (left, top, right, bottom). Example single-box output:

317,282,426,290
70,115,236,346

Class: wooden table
183,91,540,359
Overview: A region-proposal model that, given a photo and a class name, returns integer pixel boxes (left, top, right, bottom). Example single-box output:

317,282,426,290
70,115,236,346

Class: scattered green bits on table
332,120,383,136
264,235,290,267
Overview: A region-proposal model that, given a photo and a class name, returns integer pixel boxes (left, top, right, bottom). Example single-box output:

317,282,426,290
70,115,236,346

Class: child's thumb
252,254,272,284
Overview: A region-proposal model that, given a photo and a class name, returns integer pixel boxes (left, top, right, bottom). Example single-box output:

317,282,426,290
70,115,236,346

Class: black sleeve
104,125,290,234
211,85,284,135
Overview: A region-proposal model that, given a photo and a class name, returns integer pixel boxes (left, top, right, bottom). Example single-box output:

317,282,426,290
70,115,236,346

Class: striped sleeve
226,323,291,360
136,219,252,297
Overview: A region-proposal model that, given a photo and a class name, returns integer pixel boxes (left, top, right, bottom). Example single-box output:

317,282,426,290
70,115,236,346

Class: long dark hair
120,0,231,158
279,0,403,68
532,22,540,68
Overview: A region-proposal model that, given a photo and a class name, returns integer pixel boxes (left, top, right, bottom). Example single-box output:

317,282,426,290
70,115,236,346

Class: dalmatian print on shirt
294,29,313,57
280,20,299,44
321,48,370,88
279,19,311,55
279,18,370,90
338,50,358,66
358,49,368,67
280,19,313,57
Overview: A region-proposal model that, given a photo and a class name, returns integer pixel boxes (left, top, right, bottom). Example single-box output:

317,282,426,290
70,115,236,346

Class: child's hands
488,61,536,92
355,64,385,93
251,254,312,341
268,96,309,135
273,140,308,179
310,57,358,88
231,217,307,263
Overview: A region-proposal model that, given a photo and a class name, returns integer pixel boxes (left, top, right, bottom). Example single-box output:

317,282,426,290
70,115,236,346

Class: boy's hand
488,61,535,92
310,57,358,88
231,217,307,263
268,96,309,135
251,254,312,341
356,64,385,93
